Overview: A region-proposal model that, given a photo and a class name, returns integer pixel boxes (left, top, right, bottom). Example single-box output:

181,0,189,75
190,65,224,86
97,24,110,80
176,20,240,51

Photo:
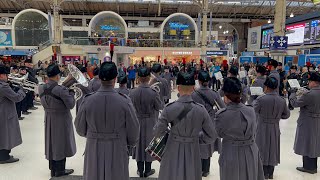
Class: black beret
117,74,127,84
80,67,87,73
47,64,61,77
290,65,297,70
0,64,10,74
268,59,278,68
256,65,266,75
278,62,283,66
99,62,118,81
308,72,320,82
198,71,210,82
19,66,26,70
11,65,18,70
151,63,162,73
222,77,242,94
164,65,170,70
176,72,195,86
138,67,150,77
229,66,239,76
93,67,100,76
264,77,278,89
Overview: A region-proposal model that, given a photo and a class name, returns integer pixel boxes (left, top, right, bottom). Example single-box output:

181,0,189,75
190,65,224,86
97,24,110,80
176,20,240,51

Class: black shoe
264,174,269,179
51,170,55,178
29,107,38,110
0,156,19,164
269,174,273,179
137,170,144,177
18,117,24,120
22,111,31,115
202,172,210,177
144,169,155,177
54,169,74,177
296,167,317,174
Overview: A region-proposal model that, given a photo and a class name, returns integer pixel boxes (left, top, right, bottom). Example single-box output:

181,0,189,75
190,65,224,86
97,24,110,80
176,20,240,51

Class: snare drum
145,132,169,161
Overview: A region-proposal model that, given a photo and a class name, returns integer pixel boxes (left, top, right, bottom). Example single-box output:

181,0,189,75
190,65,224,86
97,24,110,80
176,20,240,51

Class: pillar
52,0,62,44
201,0,209,61
271,0,287,63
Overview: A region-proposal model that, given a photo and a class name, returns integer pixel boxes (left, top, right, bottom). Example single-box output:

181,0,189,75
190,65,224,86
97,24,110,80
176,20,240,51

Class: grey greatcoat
154,95,217,180
219,82,248,104
39,80,77,161
215,103,264,180
253,91,290,166
191,86,225,158
0,81,25,150
87,77,101,92
289,86,320,158
248,76,266,105
75,85,140,180
116,86,130,96
129,83,163,162
269,70,280,95
161,72,173,100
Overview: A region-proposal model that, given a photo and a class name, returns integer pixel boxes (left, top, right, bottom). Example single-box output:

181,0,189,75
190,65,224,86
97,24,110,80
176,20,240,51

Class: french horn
61,64,89,100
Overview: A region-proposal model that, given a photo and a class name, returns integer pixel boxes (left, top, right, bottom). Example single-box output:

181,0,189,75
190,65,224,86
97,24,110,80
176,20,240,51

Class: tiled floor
0,89,319,180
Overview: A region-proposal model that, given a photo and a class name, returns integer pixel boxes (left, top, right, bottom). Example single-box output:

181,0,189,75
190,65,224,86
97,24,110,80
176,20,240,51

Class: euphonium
149,73,161,93
60,64,89,100
8,73,38,92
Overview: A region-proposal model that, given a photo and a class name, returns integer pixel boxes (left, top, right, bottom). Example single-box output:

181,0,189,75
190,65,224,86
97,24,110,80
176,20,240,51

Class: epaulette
165,101,175,107
216,108,227,115
84,92,95,98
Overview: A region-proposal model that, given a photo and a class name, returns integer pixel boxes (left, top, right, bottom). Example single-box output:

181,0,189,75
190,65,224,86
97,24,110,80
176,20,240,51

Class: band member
130,67,162,177
268,59,280,95
219,65,248,104
151,63,169,105
116,73,130,95
19,67,31,115
253,77,290,179
248,65,266,105
286,65,300,110
277,62,286,97
289,71,320,174
0,64,26,164
191,70,225,177
39,64,76,177
87,67,101,92
75,62,140,180
161,66,174,104
299,66,309,87
215,77,264,180
11,65,24,120
154,71,217,180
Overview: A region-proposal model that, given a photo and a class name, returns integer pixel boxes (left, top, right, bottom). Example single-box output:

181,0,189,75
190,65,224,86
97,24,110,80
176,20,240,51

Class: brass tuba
61,64,89,100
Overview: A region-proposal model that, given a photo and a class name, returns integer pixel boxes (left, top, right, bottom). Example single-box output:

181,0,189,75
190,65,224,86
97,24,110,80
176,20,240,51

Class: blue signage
0,29,12,46
100,25,120,31
240,56,253,63
270,36,288,50
169,22,189,30
206,51,228,56
241,51,255,56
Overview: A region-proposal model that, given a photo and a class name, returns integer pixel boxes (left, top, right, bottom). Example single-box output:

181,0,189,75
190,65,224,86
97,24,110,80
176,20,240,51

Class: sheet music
288,79,301,88
239,71,246,79
250,87,264,96
214,71,223,80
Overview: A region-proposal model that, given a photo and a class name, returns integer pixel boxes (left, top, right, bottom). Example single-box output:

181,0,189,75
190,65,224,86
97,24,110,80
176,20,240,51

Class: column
271,0,286,63
201,0,209,61
52,0,62,44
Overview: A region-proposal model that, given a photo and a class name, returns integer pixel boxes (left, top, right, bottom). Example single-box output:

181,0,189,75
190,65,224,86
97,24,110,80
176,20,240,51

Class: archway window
14,12,49,46
163,15,196,41
91,15,126,39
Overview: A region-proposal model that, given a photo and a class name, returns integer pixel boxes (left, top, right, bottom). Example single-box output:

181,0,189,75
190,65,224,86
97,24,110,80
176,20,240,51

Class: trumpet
149,73,161,93
60,64,89,101
8,73,39,92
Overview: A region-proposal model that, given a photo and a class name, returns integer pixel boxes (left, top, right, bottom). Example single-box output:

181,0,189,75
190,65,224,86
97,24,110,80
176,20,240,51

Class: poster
0,29,13,46
251,31,257,44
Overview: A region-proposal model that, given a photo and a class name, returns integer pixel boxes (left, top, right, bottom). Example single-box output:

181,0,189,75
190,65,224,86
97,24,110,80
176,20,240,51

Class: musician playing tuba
38,64,76,178
129,67,163,177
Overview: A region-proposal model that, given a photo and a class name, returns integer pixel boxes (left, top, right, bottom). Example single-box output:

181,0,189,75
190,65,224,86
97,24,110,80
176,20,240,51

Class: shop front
206,50,229,64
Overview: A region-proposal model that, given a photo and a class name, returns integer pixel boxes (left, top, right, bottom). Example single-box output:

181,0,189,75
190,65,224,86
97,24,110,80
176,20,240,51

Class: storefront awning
0,50,28,56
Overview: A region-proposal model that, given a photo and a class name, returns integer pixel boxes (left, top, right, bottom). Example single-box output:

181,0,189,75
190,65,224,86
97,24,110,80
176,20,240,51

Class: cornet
60,64,89,100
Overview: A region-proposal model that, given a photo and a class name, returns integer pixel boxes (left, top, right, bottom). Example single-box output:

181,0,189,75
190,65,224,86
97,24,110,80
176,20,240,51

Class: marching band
0,58,320,180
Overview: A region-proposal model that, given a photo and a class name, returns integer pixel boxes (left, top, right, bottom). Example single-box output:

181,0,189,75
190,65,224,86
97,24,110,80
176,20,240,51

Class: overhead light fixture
223,31,226,34
268,19,271,24
226,30,229,33
290,13,294,17
219,25,222,29
72,19,76,22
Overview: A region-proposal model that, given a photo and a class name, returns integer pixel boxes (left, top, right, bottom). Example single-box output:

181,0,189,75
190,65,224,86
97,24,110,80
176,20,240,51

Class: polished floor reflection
0,90,319,180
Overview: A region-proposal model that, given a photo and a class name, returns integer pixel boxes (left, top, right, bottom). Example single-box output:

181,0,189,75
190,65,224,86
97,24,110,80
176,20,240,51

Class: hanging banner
0,29,13,46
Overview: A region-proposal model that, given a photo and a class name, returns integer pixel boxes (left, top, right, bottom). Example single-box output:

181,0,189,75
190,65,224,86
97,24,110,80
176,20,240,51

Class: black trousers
127,79,135,89
303,156,318,170
263,165,275,176
26,91,34,109
21,96,28,112
0,149,11,161
16,102,22,118
202,158,211,173
287,91,293,109
137,161,152,174
49,158,66,173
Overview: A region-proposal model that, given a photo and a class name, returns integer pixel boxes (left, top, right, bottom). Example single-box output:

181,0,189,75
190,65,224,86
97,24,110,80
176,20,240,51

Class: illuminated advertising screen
286,23,305,45
261,29,274,48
